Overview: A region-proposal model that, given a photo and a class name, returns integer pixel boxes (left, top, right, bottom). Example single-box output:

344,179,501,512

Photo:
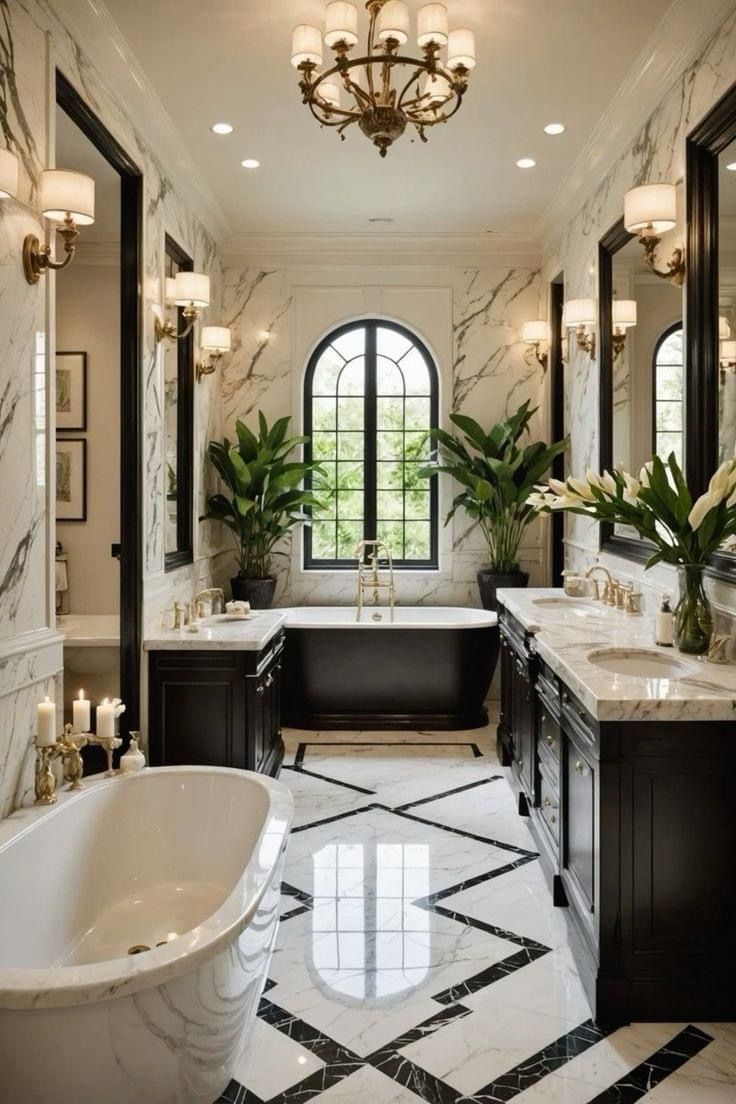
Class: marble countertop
143,611,286,652
496,588,736,723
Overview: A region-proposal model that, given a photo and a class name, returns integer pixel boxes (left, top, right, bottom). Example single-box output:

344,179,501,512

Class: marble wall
219,264,548,607
0,0,223,818
541,6,736,614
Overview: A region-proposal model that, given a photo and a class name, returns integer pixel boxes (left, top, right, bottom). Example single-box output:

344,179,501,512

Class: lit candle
37,697,57,747
96,698,115,743
73,690,91,735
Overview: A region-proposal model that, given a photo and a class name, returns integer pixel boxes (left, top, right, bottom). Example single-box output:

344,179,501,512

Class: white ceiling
100,0,675,241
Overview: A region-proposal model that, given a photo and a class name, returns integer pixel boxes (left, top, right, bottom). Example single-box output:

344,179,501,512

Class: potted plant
421,401,568,611
203,413,326,609
528,454,736,654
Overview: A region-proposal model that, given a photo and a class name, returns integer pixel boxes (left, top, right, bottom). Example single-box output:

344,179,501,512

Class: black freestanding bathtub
281,606,499,730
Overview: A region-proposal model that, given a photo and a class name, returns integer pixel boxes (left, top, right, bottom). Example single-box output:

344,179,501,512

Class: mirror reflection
611,235,684,476
163,235,193,566
719,139,736,463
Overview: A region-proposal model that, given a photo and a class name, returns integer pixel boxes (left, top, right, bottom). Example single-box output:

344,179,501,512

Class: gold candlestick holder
34,724,91,805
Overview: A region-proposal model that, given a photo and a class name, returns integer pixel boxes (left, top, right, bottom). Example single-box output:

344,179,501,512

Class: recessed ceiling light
727,162,736,171
544,122,565,135
516,158,536,169
241,159,260,169
211,122,233,135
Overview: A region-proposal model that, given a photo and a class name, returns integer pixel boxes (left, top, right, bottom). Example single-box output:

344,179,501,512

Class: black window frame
303,319,439,570
652,321,684,467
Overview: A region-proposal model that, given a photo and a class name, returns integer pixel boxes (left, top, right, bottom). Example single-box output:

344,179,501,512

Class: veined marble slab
497,588,736,723
143,611,286,652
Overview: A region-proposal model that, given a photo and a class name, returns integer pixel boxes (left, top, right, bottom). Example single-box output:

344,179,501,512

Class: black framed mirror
163,235,194,571
599,219,685,562
687,79,736,581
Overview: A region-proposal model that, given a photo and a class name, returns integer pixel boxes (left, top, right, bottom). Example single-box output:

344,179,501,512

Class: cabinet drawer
539,766,560,843
561,687,597,751
537,702,561,782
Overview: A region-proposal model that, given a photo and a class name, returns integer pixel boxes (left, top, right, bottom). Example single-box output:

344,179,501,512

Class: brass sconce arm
23,216,80,285
523,342,548,371
154,304,199,345
637,231,686,287
574,326,596,359
196,350,224,382
612,328,627,360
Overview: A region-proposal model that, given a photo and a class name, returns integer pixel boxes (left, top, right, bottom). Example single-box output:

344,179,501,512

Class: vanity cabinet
498,605,736,1023
148,630,284,777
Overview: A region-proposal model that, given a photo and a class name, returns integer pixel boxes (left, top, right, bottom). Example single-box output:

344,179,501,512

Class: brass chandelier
290,1,476,158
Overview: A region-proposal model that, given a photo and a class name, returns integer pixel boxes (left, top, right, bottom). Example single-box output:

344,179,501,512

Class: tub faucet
353,540,395,621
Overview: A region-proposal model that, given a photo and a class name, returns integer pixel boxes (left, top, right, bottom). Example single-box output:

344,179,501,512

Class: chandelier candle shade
291,0,476,157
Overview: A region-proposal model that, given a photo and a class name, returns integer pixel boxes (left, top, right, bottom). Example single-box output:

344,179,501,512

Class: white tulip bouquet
528,452,736,653
528,453,736,569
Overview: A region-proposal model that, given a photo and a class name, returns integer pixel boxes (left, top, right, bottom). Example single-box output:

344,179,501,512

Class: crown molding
56,0,228,245
222,230,541,270
536,0,736,252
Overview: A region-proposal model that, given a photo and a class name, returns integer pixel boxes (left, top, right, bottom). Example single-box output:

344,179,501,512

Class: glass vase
674,565,713,656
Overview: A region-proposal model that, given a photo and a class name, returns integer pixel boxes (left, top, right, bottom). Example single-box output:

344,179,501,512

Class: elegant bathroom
1,2,736,1102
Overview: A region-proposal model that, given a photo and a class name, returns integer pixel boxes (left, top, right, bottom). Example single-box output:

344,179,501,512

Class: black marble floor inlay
584,1025,714,1103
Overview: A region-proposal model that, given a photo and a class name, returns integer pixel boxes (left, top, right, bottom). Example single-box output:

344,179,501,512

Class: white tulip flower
688,490,721,531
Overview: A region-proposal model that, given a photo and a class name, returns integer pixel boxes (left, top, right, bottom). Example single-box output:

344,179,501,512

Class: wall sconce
196,326,231,382
521,320,549,369
623,183,685,286
612,299,637,359
0,148,19,199
23,170,95,285
721,340,736,372
564,298,597,359
155,272,211,343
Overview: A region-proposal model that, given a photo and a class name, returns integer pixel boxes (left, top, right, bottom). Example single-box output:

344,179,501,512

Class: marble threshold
497,588,736,722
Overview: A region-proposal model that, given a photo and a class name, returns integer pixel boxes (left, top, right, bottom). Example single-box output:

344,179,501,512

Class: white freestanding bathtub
0,767,292,1104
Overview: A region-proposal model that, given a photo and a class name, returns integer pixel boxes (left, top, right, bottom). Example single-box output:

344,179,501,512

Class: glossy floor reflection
220,722,736,1104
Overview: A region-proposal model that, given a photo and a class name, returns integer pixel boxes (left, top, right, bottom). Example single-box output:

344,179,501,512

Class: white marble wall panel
0,0,224,818
220,264,545,607
541,7,736,614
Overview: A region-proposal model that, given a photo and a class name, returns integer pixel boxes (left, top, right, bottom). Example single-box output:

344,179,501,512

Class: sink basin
587,648,698,680
532,597,600,618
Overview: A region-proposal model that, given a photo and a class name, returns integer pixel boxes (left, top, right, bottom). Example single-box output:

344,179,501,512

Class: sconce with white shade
23,169,95,284
521,320,550,369
623,183,685,286
196,326,231,382
564,298,597,359
0,148,19,199
155,271,211,344
612,298,637,359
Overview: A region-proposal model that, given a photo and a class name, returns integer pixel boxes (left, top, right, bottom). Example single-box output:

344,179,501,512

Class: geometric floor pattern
217,721,736,1104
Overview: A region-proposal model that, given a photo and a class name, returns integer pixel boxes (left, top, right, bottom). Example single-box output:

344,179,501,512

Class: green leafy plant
420,400,568,573
528,454,736,568
203,413,327,579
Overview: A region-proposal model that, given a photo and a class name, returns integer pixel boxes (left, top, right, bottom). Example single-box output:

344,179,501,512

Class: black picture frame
56,351,87,431
56,71,143,748
686,78,736,582
55,437,87,521
163,234,195,573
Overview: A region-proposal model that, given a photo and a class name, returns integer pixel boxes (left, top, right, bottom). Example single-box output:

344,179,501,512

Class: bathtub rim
0,766,292,1010
282,605,498,629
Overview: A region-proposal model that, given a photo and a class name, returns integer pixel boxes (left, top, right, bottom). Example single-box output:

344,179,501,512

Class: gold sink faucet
585,563,615,605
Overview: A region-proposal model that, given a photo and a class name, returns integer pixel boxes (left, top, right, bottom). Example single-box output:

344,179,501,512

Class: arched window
652,323,684,467
304,320,439,568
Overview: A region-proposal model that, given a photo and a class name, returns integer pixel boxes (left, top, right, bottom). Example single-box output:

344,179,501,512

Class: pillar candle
96,698,115,742
37,697,57,747
73,690,91,734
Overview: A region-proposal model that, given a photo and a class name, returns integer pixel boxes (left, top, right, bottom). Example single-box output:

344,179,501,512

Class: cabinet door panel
564,736,595,913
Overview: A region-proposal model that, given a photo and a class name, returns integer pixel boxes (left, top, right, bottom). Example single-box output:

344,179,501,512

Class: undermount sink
532,597,600,617
587,647,699,680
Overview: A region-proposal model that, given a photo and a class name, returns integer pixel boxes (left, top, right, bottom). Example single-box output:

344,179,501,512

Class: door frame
56,71,143,746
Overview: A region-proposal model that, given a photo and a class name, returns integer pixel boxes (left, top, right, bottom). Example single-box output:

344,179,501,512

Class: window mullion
364,323,377,551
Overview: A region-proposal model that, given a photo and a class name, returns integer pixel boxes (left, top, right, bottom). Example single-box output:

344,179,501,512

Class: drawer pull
575,759,587,776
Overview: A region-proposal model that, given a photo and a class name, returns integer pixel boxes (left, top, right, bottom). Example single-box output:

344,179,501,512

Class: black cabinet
499,605,736,1023
148,630,285,777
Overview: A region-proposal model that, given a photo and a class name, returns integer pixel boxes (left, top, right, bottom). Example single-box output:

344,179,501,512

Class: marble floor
217,720,736,1104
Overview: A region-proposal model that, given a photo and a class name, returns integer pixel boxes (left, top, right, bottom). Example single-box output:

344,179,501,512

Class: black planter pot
231,575,277,609
476,569,529,612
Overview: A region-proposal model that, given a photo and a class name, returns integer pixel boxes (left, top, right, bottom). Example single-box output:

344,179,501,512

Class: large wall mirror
688,79,736,580
599,220,685,559
163,235,194,571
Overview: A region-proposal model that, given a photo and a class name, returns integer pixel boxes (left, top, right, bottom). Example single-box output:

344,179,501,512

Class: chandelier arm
307,102,361,125
406,86,467,126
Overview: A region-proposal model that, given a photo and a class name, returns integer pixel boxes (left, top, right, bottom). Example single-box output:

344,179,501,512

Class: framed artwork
56,352,87,431
56,438,87,522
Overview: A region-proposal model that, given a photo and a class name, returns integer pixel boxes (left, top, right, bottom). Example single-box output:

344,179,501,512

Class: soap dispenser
121,732,146,773
656,594,674,647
